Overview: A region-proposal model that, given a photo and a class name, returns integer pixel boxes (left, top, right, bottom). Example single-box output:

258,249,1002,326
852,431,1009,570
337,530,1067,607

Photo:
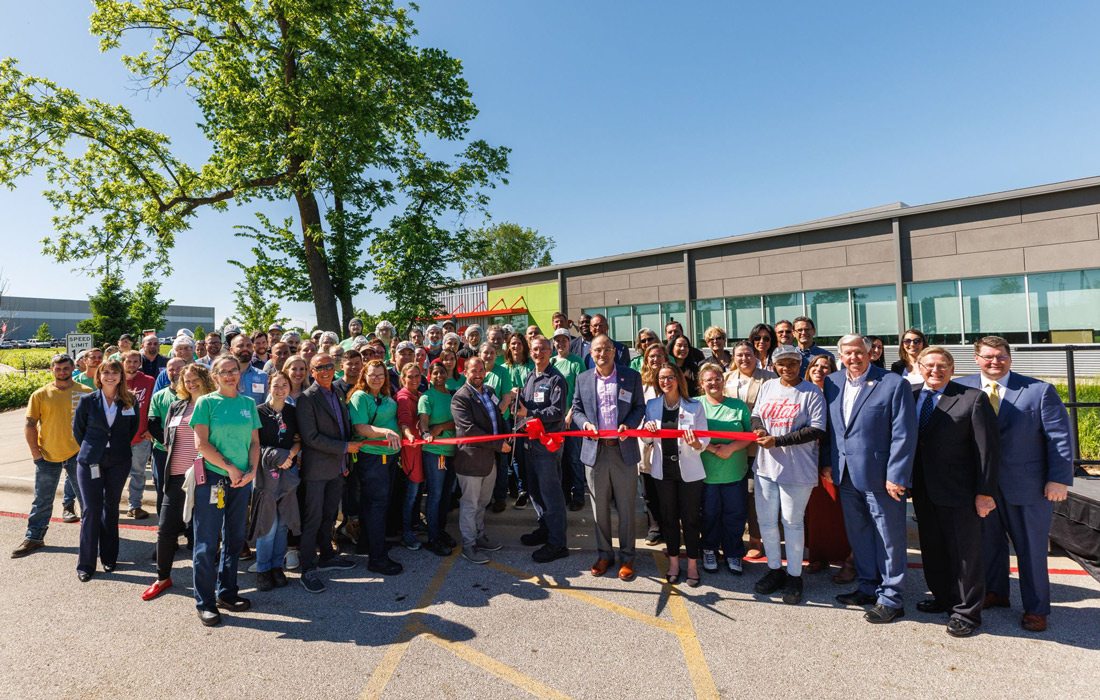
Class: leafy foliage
129,281,173,333
34,322,51,342
230,259,289,333
77,275,133,346
0,371,51,411
461,222,554,279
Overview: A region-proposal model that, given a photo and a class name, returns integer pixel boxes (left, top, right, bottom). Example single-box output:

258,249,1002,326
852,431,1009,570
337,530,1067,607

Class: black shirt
141,353,168,380
258,402,299,450
661,402,681,481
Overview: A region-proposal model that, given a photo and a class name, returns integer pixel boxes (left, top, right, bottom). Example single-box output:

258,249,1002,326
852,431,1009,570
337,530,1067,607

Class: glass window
581,307,606,322
853,285,898,344
1028,269,1100,343
764,293,804,327
905,280,961,344
805,289,850,343
693,299,725,346
633,304,662,345
726,295,763,342
962,276,1029,344
607,306,633,344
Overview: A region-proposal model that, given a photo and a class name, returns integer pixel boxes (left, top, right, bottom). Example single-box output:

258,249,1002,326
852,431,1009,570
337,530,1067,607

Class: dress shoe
256,571,274,592
836,590,877,606
1021,613,1048,632
520,528,549,547
367,557,403,576
946,617,977,637
77,571,93,583
11,538,44,558
983,592,1010,609
917,598,949,614
831,563,857,584
438,531,457,549
271,568,289,587
531,544,569,563
103,564,116,573
141,578,173,601
490,500,507,514
514,491,530,509
568,496,585,512
127,507,150,520
618,563,636,582
864,603,905,624
216,596,252,613
197,609,222,627
590,558,612,576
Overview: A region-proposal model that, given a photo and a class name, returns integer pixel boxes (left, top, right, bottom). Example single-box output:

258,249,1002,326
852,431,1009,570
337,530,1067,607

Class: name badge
618,389,632,403
168,415,183,428
90,464,101,480
534,385,549,403
252,383,265,394
490,393,499,405
121,407,136,416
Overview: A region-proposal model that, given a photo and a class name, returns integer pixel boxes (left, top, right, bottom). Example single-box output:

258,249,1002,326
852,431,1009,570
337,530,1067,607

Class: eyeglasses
920,363,951,372
217,367,240,377
902,338,924,345
976,354,1009,363
312,363,335,372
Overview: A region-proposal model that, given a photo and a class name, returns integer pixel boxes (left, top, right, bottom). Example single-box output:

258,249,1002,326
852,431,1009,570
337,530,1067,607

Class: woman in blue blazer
72,359,139,582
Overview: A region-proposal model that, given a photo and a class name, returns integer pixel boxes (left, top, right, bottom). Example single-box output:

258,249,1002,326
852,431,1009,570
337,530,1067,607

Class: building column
892,217,906,335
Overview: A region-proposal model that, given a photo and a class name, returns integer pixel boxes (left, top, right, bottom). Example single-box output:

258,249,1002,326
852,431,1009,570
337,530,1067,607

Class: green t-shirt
445,375,466,393
551,354,585,407
348,390,400,456
75,373,96,389
418,386,455,456
484,364,512,418
340,337,356,351
507,360,535,394
700,397,752,484
630,355,644,372
190,392,261,477
493,354,505,368
148,386,178,451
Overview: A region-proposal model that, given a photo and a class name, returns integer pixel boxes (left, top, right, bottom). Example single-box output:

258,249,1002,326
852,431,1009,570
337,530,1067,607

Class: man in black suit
910,346,1000,637
296,353,360,594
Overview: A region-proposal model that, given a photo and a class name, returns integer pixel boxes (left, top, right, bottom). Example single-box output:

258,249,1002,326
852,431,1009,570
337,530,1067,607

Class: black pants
912,484,985,625
156,474,187,580
300,477,344,572
357,452,392,560
642,473,663,536
76,456,129,574
654,478,704,559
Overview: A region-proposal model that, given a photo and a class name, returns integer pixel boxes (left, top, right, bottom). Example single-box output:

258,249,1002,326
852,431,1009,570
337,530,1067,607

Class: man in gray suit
296,353,360,594
571,335,646,581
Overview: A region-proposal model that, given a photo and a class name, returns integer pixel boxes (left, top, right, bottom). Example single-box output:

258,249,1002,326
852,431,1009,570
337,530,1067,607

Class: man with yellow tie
957,336,1073,633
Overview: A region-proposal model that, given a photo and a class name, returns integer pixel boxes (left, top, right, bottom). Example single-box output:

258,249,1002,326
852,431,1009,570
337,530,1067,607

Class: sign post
65,333,94,358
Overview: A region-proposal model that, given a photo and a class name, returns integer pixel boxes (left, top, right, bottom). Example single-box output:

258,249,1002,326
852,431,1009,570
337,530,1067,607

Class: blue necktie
919,390,935,431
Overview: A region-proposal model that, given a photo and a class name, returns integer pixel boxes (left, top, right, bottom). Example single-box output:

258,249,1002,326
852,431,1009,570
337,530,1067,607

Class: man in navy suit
956,336,1073,633
571,335,646,580
823,334,916,624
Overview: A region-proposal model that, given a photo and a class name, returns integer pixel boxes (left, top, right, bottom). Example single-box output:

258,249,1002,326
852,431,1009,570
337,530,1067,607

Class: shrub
0,372,52,411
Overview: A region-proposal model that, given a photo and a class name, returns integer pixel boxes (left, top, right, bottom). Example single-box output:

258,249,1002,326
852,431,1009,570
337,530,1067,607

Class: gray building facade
0,296,215,340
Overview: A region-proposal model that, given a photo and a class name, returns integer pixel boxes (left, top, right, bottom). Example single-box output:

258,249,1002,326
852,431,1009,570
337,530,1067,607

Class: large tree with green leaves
129,281,173,333
77,275,133,346
34,322,52,342
0,0,508,331
460,222,554,279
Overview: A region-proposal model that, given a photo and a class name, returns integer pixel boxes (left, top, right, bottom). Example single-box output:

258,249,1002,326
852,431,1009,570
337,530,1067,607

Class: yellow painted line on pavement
486,559,679,633
416,624,574,700
654,552,720,700
360,552,460,699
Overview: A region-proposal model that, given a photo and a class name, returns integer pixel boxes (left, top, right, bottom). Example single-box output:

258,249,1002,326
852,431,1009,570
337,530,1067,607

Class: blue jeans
127,439,152,510
754,475,814,577
702,479,749,559
422,452,456,543
254,520,288,573
26,456,80,541
401,475,423,543
192,475,251,611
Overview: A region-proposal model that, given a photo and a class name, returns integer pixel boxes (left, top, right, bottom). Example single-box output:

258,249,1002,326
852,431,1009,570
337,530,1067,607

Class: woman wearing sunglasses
891,328,927,386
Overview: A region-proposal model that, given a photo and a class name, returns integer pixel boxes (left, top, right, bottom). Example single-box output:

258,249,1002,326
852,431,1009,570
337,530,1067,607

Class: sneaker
247,561,259,574
702,549,718,573
644,531,662,546
317,556,356,571
300,570,326,594
271,568,288,588
10,538,44,559
239,545,254,561
489,499,507,513
754,567,787,595
284,548,300,571
462,547,490,564
127,507,150,520
514,491,530,509
476,536,503,552
367,557,404,576
726,557,743,575
197,609,222,627
532,544,569,563
401,534,422,551
781,575,803,605
216,596,252,612
256,571,274,592
424,540,452,557
61,507,79,523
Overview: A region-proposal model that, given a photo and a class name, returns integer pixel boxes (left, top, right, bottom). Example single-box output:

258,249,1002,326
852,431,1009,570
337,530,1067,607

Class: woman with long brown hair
891,328,927,386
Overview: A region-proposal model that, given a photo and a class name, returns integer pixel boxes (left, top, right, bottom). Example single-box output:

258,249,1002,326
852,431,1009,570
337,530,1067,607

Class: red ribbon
357,417,757,453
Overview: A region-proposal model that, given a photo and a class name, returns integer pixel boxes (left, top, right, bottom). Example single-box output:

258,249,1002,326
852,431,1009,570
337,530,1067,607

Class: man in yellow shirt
12,353,91,558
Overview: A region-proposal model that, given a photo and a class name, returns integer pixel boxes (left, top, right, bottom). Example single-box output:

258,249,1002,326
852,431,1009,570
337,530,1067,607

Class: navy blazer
571,366,646,465
823,364,917,492
72,390,140,465
956,371,1073,505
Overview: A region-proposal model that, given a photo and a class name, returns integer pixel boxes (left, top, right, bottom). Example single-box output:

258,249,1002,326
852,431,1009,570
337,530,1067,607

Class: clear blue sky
3,1,1100,330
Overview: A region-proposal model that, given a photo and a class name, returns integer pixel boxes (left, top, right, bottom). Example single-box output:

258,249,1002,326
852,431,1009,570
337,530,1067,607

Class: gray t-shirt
751,379,826,485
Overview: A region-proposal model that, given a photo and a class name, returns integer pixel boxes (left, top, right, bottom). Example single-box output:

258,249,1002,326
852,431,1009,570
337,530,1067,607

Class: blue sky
3,1,1100,330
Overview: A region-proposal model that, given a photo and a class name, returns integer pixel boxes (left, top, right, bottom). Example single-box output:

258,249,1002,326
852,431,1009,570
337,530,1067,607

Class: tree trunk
295,188,340,331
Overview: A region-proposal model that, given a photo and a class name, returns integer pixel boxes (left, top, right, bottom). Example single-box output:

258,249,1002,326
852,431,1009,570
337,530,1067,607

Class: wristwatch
422,431,432,440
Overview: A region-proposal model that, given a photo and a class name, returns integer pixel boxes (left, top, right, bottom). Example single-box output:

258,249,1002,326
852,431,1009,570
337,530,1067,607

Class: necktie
989,382,1001,415
919,390,935,431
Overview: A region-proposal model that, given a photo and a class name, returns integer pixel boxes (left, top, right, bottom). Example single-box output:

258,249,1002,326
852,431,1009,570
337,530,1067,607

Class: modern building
439,175,1100,376
0,296,215,340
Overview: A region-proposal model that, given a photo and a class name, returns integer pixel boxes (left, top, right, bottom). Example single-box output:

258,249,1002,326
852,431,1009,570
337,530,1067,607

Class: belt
599,439,619,447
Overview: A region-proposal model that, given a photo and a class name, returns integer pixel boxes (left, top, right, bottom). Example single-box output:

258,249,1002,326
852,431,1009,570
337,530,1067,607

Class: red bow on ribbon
523,418,562,452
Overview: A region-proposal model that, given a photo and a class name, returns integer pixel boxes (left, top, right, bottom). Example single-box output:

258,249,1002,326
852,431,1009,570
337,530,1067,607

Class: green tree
34,322,51,342
230,262,289,333
193,324,205,340
0,1,508,332
129,281,173,334
77,275,133,346
461,222,554,279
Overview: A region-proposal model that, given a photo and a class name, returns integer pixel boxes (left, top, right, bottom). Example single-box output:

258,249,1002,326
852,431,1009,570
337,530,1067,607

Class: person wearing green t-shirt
347,358,403,576
697,363,753,576
504,334,535,508
439,349,466,392
418,362,458,556
190,355,261,625
75,348,104,389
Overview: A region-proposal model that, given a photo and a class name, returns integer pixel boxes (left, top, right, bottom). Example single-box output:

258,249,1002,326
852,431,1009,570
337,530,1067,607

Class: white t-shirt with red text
751,379,826,485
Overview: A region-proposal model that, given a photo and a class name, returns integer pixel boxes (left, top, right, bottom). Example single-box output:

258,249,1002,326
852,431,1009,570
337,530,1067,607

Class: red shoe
141,578,173,601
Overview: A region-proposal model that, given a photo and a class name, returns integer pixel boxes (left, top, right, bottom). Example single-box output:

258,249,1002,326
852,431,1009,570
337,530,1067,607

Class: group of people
13,310,1073,637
